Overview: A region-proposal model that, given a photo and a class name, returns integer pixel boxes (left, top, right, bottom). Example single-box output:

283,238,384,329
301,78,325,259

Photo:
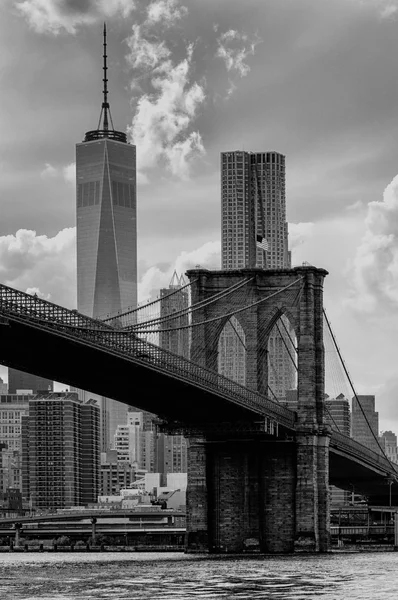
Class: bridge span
0,266,397,553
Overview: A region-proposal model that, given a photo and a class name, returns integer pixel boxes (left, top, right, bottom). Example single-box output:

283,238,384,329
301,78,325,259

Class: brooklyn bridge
0,264,396,553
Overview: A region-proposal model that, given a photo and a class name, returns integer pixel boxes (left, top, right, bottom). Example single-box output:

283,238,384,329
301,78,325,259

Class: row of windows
111,181,135,208
0,396,30,404
222,153,285,163
0,411,24,420
0,425,21,434
77,181,136,209
77,181,101,207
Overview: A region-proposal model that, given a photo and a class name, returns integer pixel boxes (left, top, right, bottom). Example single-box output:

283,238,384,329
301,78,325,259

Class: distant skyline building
159,272,190,358
325,393,351,435
0,378,7,395
380,430,398,464
220,150,295,399
22,392,100,510
156,433,187,475
113,412,155,473
352,395,380,454
8,369,53,395
75,25,137,450
325,393,351,506
0,394,32,493
100,449,135,496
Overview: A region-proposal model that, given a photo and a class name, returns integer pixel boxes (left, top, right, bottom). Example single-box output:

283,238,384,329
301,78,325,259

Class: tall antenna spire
84,23,127,143
102,22,109,132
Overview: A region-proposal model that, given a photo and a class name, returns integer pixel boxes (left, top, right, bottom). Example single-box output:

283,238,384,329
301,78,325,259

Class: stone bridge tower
185,265,330,553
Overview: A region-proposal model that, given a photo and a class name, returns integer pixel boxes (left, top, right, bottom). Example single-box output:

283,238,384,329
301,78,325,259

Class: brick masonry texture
185,267,330,554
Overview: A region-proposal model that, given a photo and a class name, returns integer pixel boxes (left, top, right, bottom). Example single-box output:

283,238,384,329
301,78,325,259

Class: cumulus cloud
40,162,57,179
138,240,220,302
26,287,51,300
346,173,398,312
346,200,364,211
0,228,76,308
15,0,135,35
216,28,262,97
62,162,76,184
380,4,398,19
19,0,258,181
288,222,315,250
39,161,75,184
146,0,187,26
128,42,206,180
125,0,207,181
126,24,171,71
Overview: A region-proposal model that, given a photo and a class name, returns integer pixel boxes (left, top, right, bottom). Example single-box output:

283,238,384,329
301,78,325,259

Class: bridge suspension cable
0,275,305,422
101,277,197,324
126,277,255,332
323,308,395,473
265,308,341,431
134,276,304,334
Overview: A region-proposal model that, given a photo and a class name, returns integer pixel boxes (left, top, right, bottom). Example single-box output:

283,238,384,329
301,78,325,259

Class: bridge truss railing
330,430,398,476
0,284,296,430
0,284,114,331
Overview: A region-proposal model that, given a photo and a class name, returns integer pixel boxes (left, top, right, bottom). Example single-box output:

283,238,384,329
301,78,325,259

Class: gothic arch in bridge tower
266,309,298,402
217,315,247,386
187,269,307,399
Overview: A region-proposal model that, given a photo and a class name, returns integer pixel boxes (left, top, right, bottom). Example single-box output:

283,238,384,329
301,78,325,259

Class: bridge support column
207,443,261,553
294,429,330,553
262,443,296,553
190,439,296,554
91,517,97,546
14,522,22,549
186,437,209,552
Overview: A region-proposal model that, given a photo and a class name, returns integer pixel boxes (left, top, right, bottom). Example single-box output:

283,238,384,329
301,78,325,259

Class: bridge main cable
101,277,197,323
323,307,395,472
128,277,255,332
134,276,305,334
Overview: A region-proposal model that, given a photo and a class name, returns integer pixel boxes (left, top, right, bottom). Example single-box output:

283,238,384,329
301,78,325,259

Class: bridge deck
0,283,397,491
0,283,296,429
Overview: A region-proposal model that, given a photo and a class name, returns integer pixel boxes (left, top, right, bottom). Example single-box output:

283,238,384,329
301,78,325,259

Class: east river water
0,551,397,599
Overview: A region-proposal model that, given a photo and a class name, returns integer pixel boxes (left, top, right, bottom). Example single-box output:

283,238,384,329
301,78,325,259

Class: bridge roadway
0,283,397,503
0,510,186,540
0,509,186,526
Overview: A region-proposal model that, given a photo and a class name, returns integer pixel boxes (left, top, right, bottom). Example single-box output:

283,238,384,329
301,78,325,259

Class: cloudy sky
1,0,398,429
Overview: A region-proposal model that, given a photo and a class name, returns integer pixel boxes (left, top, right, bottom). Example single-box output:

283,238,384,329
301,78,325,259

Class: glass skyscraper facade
76,138,137,318
75,26,137,450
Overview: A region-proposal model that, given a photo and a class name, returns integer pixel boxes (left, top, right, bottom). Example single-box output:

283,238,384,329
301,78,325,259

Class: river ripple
0,551,397,599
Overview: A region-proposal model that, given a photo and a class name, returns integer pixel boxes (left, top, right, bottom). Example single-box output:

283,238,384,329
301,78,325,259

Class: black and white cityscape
1,1,398,598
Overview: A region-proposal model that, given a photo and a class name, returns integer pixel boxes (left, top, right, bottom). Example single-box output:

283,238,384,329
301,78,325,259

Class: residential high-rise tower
75,25,136,449
220,150,295,399
22,392,100,509
221,151,290,270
